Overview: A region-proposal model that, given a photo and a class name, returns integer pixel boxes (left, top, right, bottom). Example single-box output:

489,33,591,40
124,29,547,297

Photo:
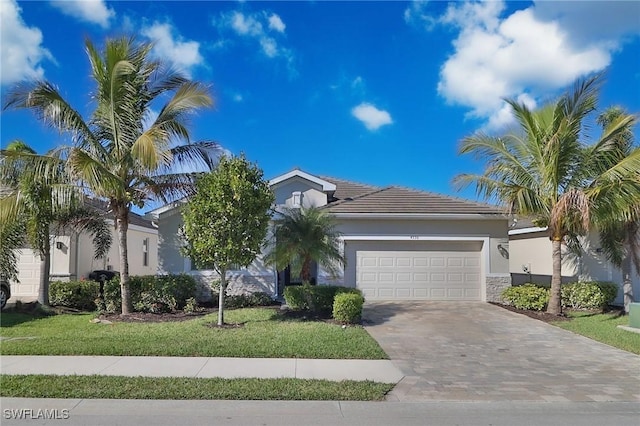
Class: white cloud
404,0,437,30
351,103,393,131
1,0,53,85
141,23,203,78
412,0,639,130
218,10,293,63
50,0,114,28
268,13,286,33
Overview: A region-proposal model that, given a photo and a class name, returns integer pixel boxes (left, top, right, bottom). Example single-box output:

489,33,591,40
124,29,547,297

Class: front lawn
0,375,393,401
0,308,387,359
552,311,640,355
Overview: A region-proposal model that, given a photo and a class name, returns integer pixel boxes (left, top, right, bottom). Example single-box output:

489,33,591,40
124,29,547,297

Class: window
142,238,149,267
292,191,302,207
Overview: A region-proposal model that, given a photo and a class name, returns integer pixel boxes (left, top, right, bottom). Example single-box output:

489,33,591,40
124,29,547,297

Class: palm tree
592,107,640,313
0,141,112,306
266,206,345,284
4,37,218,314
455,76,639,315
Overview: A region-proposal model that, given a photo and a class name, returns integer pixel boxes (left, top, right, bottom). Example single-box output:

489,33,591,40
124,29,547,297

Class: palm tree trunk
548,238,563,315
301,256,311,283
37,246,51,306
115,207,132,314
218,267,226,326
621,252,633,314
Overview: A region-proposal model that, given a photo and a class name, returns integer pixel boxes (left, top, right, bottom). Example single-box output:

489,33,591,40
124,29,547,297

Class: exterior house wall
11,223,158,301
509,230,640,306
271,178,328,208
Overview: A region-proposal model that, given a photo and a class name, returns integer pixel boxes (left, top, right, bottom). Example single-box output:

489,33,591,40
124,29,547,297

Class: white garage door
357,250,481,300
12,249,41,298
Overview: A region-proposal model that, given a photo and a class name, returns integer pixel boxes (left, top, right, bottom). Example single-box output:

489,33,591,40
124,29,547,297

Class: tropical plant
4,37,218,313
592,106,640,313
266,206,345,284
181,155,274,325
0,141,112,306
455,76,639,315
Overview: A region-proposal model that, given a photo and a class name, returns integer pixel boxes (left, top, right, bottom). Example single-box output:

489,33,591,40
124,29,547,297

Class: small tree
181,156,274,325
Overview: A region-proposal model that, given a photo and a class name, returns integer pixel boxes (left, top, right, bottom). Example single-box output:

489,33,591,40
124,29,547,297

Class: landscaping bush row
284,284,364,323
102,274,197,313
501,281,618,311
49,274,198,313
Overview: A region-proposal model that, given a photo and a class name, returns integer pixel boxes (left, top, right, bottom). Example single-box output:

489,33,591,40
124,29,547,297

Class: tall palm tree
0,141,112,306
592,106,640,313
455,76,639,315
266,206,345,284
4,37,218,314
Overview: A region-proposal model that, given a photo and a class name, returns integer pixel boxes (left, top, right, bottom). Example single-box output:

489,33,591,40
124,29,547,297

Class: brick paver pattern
364,302,640,402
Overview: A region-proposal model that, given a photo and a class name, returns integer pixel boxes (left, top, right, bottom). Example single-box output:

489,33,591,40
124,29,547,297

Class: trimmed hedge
501,284,549,311
103,274,197,313
561,281,618,310
225,292,274,309
49,280,100,311
284,284,362,313
333,292,365,323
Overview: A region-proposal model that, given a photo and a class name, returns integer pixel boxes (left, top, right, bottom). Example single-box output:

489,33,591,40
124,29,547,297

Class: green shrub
501,284,549,311
183,297,203,314
561,281,618,311
284,284,362,313
103,274,197,313
49,280,100,311
225,292,274,309
333,292,365,323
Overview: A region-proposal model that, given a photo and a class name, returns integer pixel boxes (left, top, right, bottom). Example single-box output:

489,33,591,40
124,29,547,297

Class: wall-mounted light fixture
56,241,65,250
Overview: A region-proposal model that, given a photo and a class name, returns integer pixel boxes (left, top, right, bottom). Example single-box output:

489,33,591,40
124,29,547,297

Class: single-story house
509,220,640,306
148,169,510,302
11,199,158,301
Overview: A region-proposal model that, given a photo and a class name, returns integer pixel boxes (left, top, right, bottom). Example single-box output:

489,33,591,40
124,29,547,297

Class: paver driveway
364,301,640,402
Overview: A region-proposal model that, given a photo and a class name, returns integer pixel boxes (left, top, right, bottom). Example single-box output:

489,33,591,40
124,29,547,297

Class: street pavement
1,398,639,426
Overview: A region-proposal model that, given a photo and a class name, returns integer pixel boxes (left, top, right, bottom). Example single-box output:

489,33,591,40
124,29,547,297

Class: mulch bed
99,308,218,323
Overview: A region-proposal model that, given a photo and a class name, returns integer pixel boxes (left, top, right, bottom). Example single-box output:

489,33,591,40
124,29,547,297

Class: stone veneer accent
192,273,276,303
485,275,511,302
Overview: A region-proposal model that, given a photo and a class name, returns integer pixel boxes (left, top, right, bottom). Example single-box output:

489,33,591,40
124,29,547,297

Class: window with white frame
292,191,302,207
143,238,149,266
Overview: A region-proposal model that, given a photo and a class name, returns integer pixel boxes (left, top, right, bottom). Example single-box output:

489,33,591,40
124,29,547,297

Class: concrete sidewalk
0,355,404,383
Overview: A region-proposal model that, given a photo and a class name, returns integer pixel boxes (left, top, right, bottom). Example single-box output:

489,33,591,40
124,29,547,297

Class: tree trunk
37,245,51,306
621,250,634,314
218,268,226,326
301,256,311,283
547,238,563,315
115,207,132,314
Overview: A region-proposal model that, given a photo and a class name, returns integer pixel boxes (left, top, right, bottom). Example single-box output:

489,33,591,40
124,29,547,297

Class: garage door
12,249,40,298
357,250,481,300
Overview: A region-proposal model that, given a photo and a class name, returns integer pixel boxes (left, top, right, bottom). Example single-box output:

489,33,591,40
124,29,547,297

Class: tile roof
319,178,504,215
84,197,156,230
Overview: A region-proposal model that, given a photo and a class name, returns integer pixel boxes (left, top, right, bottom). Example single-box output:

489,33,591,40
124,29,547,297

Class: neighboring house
509,220,640,306
11,199,158,301
148,169,510,302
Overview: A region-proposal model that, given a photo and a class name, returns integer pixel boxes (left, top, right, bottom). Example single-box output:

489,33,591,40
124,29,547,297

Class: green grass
0,308,387,359
0,375,393,400
552,311,640,355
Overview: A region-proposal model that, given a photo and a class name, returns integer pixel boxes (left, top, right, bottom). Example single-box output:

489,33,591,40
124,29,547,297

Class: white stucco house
148,169,511,303
509,221,639,306
11,200,158,302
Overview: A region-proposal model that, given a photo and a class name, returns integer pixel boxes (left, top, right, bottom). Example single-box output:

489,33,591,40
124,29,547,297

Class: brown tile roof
84,197,156,229
319,176,380,202
320,180,504,215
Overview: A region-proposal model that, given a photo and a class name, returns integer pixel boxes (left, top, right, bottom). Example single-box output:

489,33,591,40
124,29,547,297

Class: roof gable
269,169,336,192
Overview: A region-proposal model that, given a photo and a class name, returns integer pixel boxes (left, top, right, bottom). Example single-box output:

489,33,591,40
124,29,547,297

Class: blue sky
2,0,639,209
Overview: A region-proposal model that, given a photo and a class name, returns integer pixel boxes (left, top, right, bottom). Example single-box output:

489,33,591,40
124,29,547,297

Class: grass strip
0,309,387,359
0,375,394,401
552,312,640,355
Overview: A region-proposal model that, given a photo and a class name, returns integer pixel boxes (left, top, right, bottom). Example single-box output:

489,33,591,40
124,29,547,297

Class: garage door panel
357,250,481,301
